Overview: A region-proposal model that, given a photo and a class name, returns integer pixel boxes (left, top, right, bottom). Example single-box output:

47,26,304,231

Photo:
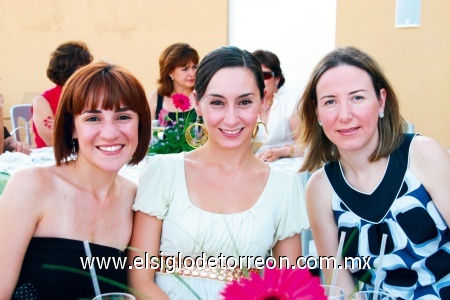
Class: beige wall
0,0,227,128
336,0,450,148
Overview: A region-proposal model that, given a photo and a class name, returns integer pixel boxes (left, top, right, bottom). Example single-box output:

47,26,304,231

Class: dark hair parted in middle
252,50,286,88
157,43,199,97
47,41,93,86
296,46,406,172
194,46,265,101
54,61,151,166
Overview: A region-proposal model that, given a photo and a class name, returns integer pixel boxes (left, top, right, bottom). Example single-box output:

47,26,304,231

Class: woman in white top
128,46,308,300
252,50,303,162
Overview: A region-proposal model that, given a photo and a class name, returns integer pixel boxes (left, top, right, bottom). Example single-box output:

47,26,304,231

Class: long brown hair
296,46,406,172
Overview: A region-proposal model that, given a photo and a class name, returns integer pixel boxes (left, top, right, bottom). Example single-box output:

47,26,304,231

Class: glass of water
92,292,136,300
321,285,345,300
352,291,396,300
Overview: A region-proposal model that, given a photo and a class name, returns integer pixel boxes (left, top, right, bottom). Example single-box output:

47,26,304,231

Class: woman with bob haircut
298,46,450,299
128,46,308,300
32,41,93,148
148,43,199,122
0,61,151,298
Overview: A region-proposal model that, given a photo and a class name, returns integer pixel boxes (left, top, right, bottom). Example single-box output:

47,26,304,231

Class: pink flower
221,268,326,300
158,108,170,127
172,93,191,112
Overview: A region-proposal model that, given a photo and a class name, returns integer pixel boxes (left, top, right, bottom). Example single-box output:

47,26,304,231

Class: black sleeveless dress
325,134,450,299
13,237,127,300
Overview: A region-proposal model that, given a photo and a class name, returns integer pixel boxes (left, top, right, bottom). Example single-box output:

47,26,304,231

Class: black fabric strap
325,134,415,223
155,93,164,119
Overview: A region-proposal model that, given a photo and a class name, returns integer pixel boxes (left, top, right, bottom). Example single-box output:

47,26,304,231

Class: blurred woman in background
252,50,303,162
148,43,198,124
32,41,93,148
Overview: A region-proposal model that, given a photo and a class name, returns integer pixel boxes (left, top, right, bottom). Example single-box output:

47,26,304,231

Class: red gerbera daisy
221,268,326,300
172,93,191,112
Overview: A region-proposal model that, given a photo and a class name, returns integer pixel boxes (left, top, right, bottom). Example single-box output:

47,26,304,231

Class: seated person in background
0,61,151,299
0,93,30,155
32,41,93,148
3,127,31,154
148,43,198,124
299,46,450,299
252,50,303,162
128,46,308,300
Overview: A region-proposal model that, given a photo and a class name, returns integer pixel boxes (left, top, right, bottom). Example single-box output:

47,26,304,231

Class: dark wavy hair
157,43,199,97
252,50,286,88
195,46,265,101
47,41,93,86
54,61,151,166
296,46,406,172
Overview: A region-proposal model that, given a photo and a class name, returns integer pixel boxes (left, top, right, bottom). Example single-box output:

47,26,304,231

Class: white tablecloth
0,147,145,184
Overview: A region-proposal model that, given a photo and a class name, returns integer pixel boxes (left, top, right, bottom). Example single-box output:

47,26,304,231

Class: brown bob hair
157,43,199,97
296,46,406,172
54,61,151,166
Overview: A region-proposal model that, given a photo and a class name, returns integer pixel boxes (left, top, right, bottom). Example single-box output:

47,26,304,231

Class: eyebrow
81,107,131,114
319,89,367,100
206,93,255,98
349,89,366,94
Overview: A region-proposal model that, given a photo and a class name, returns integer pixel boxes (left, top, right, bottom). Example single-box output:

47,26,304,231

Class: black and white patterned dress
325,134,450,300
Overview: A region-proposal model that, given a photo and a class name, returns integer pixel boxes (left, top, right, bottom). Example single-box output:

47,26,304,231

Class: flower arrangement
221,267,326,300
149,93,196,154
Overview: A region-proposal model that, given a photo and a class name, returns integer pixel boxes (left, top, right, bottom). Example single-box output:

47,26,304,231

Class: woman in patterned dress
297,46,450,299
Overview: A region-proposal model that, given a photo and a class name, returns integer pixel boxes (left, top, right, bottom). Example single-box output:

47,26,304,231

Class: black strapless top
14,237,127,300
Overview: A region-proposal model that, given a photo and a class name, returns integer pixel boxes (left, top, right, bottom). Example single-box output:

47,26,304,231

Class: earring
185,116,208,148
275,84,279,88
251,115,269,154
318,121,322,126
71,138,78,160
379,111,384,118
169,76,173,81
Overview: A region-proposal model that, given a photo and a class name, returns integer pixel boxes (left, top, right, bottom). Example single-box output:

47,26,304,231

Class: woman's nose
223,107,239,126
100,122,120,139
338,102,352,122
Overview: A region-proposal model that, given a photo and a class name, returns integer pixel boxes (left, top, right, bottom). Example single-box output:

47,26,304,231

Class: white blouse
133,153,308,299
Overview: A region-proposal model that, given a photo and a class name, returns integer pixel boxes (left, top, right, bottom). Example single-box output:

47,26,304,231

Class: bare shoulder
305,168,332,207
1,165,56,207
410,135,450,167
117,175,138,202
32,95,50,108
306,169,330,196
409,135,450,186
148,90,158,103
7,166,51,188
118,175,138,193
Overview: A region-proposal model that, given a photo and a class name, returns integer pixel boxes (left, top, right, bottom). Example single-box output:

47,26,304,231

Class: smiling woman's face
315,64,385,155
196,67,262,150
73,99,139,172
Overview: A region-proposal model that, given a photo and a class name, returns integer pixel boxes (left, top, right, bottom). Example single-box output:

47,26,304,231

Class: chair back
9,104,32,145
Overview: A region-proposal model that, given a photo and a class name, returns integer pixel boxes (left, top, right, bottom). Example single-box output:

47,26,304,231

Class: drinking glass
352,291,396,300
92,292,136,300
321,285,345,300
